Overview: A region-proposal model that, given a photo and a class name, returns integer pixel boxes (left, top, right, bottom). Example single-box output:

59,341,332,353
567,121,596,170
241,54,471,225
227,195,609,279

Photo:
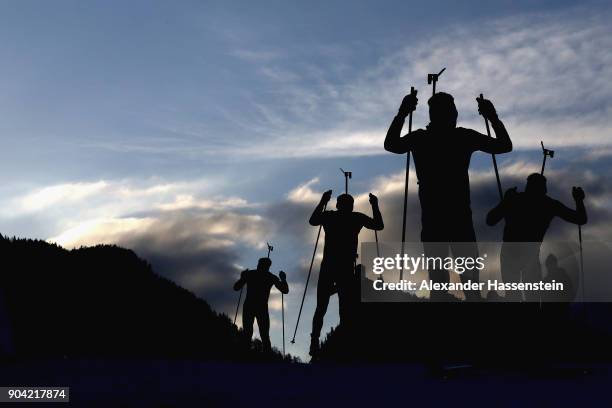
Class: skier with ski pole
385,72,512,301
233,248,288,353
486,173,587,302
265,242,287,355
306,188,383,357
233,242,275,325
537,142,585,308
538,141,584,307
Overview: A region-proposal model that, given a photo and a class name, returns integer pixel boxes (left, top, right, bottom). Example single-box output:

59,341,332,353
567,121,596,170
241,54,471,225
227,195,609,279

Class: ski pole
538,142,555,309
375,229,384,283
281,292,285,356
579,224,585,305
577,223,588,324
479,93,503,200
290,203,326,344
371,192,381,266
400,86,417,281
233,286,243,325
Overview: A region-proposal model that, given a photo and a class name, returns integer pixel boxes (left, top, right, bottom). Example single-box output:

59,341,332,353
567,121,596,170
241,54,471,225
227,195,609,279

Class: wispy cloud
19,181,108,212
228,49,281,63
202,8,612,159
3,178,220,219
67,8,612,162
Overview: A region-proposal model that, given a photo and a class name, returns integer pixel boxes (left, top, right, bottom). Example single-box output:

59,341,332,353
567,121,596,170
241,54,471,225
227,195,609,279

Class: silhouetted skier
385,92,512,300
543,254,575,303
233,258,289,352
308,191,383,356
486,174,586,301
542,254,575,334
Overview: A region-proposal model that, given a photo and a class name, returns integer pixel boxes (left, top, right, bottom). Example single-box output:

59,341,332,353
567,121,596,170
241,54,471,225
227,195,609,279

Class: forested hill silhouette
0,235,293,362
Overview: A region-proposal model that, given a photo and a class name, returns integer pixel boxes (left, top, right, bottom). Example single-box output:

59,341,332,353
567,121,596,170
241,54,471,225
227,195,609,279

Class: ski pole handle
409,87,416,131
478,93,491,132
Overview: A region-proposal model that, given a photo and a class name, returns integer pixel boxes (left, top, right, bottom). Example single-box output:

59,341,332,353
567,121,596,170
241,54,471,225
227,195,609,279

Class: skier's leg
242,304,255,340
257,307,272,352
311,269,334,355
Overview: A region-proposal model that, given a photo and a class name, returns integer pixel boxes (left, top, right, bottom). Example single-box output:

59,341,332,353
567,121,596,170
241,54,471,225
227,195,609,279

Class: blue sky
1,0,612,360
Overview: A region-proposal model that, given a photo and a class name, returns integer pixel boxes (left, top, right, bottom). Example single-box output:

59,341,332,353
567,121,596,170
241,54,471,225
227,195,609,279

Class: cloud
228,49,280,63
2,176,321,319
5,151,612,356
19,181,108,212
1,177,225,231
275,155,612,253
48,217,157,248
46,205,273,316
287,178,321,204
59,7,612,164
207,8,612,160
27,150,610,321
0,177,266,316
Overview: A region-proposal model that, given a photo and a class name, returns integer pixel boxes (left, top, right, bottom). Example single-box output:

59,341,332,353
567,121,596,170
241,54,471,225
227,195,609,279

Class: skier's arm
384,92,418,154
486,187,516,226
472,98,512,154
361,193,384,230
309,190,332,226
233,270,248,291
273,271,289,294
554,187,587,225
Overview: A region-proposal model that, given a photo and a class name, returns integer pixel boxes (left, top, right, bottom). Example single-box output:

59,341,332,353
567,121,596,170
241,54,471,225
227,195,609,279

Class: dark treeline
0,235,296,362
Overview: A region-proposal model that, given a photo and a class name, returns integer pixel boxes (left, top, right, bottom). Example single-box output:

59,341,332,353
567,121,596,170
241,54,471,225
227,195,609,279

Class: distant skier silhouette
308,191,383,356
233,258,289,352
543,254,575,302
542,253,575,332
385,92,512,300
486,174,586,301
